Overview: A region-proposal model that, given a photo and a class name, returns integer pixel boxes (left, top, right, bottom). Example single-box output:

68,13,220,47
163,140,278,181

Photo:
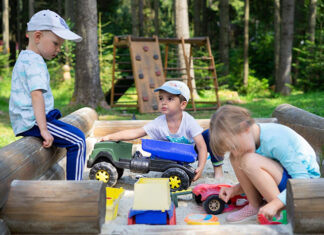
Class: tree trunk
243,0,249,87
28,0,34,19
138,0,144,36
274,0,280,86
219,0,230,76
2,0,9,55
73,0,107,108
154,0,159,36
131,0,139,36
175,0,198,98
193,0,201,36
276,0,295,95
308,0,317,42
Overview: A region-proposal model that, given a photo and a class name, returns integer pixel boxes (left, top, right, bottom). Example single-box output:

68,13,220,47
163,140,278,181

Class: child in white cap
101,80,208,181
9,10,85,180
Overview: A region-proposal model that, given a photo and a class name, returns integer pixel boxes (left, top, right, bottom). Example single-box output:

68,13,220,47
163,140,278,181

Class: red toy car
192,184,248,215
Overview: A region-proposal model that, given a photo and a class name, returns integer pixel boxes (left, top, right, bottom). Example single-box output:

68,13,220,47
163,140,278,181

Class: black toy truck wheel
162,168,190,192
89,162,118,187
202,195,225,215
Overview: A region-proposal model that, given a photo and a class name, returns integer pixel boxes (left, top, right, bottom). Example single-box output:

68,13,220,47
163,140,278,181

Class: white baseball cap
154,80,190,101
27,10,82,42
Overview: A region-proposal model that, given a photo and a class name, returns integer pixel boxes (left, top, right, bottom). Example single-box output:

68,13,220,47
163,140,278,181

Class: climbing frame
109,36,220,113
128,36,165,113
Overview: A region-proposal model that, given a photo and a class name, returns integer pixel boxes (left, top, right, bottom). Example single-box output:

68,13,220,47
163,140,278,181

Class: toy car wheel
203,195,225,215
162,168,190,192
116,167,124,179
89,162,118,187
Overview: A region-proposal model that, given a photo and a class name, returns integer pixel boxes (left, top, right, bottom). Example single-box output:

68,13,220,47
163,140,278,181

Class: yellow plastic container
133,178,171,211
106,187,124,221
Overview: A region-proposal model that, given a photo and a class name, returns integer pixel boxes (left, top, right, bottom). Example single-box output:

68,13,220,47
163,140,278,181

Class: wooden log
93,118,277,144
0,107,98,208
286,178,324,234
272,104,324,174
0,180,106,234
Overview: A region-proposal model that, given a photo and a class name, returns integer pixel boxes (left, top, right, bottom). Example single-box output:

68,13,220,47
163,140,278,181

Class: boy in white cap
101,80,208,181
9,10,85,180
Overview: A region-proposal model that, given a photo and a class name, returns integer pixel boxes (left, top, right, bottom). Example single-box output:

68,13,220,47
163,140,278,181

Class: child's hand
41,130,54,148
219,186,235,203
100,135,112,142
193,166,204,181
258,198,284,220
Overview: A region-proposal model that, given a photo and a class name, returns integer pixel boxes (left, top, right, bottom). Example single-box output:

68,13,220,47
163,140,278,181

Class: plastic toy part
258,210,288,225
106,187,125,221
128,203,176,225
192,184,248,215
170,189,193,207
133,178,171,211
184,214,220,225
141,139,197,163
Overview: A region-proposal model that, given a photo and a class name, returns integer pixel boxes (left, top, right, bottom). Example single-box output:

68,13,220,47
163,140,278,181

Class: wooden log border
0,107,98,208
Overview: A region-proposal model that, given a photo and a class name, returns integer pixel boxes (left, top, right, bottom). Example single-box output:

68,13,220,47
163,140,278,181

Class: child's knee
240,153,260,172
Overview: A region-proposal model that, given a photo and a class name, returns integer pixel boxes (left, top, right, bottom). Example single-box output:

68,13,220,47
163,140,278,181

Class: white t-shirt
143,111,203,145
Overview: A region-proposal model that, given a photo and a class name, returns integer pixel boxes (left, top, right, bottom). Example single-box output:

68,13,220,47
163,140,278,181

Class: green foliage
0,53,11,80
238,75,270,99
294,40,324,92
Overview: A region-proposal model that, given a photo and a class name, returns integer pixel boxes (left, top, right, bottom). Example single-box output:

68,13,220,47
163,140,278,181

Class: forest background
1,0,324,147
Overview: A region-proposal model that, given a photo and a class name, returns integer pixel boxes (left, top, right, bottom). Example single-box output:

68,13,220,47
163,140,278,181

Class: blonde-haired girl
210,105,320,222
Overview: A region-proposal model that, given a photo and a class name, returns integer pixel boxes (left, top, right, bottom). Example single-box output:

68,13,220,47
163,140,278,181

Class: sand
82,139,292,234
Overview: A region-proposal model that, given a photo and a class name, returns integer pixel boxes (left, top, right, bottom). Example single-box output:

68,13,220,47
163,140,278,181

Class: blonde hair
209,105,255,156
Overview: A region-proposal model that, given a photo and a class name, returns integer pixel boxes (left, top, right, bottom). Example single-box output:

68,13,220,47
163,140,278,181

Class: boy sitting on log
9,10,85,180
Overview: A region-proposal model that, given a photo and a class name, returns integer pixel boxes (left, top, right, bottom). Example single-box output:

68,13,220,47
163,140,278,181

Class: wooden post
0,180,106,234
0,107,98,208
286,178,324,234
272,103,324,174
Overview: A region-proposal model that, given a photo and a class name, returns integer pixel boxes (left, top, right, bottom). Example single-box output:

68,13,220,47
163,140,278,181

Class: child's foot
226,204,258,223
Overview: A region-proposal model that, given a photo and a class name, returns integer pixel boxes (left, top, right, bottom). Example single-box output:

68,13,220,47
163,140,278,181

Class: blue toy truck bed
141,139,197,163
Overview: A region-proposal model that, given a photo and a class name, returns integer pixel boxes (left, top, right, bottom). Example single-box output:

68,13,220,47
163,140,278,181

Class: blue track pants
19,109,86,180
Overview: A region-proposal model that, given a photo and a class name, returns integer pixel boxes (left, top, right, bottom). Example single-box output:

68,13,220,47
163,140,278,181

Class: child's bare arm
31,90,54,148
100,127,147,141
193,134,208,181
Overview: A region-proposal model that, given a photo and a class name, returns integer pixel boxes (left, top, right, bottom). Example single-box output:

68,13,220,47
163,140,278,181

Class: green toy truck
87,139,197,191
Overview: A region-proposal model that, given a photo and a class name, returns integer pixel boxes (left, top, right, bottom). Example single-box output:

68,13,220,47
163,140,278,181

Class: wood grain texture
273,103,324,157
0,180,105,234
287,178,324,234
93,118,277,137
0,107,98,208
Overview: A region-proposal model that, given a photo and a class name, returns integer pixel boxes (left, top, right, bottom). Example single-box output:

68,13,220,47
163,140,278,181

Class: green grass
1,76,324,148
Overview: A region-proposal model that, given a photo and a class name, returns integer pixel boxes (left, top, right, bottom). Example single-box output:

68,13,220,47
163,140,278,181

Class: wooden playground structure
108,36,220,113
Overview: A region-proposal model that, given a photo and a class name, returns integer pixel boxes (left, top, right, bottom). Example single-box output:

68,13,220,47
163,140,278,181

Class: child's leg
239,152,283,203
47,119,86,180
20,113,86,180
202,129,224,178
